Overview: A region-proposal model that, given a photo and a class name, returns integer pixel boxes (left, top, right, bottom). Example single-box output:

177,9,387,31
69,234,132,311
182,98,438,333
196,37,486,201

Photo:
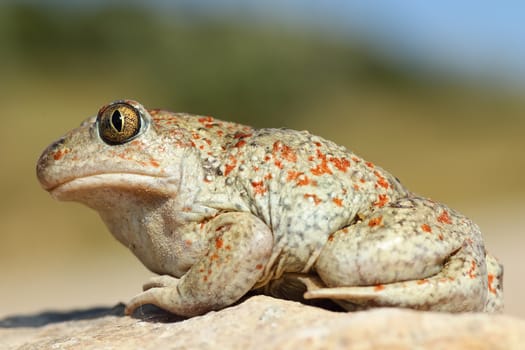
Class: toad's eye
97,102,142,145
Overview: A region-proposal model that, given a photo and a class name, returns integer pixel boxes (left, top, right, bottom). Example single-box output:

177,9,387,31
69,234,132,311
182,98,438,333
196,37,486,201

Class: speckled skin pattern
37,100,503,316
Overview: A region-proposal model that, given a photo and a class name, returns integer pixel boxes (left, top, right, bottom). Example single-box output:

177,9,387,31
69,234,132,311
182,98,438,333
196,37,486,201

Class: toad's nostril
45,137,66,152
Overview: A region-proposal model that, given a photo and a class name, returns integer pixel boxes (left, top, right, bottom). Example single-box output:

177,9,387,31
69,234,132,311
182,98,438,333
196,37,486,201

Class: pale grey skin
37,100,503,316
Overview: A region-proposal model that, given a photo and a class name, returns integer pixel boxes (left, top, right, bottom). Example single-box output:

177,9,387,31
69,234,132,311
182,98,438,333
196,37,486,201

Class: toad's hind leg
310,196,490,312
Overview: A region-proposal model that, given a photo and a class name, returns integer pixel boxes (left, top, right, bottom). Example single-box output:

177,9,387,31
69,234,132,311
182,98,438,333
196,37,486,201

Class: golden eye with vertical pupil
97,102,142,145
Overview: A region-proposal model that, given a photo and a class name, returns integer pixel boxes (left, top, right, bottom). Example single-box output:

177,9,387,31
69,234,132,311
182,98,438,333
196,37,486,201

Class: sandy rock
1,296,524,349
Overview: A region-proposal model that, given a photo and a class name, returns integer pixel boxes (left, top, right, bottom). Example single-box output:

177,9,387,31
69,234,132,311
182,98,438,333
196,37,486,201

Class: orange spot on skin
421,224,432,233
368,216,383,227
327,233,335,242
311,162,331,176
198,116,214,129
488,274,497,295
264,173,273,180
439,277,455,283
53,148,69,160
304,193,322,205
224,155,237,176
332,197,343,207
298,176,314,186
272,141,283,154
130,140,143,147
330,157,351,172
215,237,224,249
287,170,302,181
52,151,63,160
374,194,388,207
198,116,214,123
150,159,160,167
196,117,216,129
287,171,314,186
365,161,374,168
274,160,284,169
281,145,297,162
224,164,236,176
234,140,246,148
310,149,333,176
353,184,360,191
255,264,263,270
373,170,389,189
251,180,267,195
437,210,452,224
184,240,192,246
234,132,252,139
438,233,444,241
374,284,385,291
417,279,429,285
468,261,476,279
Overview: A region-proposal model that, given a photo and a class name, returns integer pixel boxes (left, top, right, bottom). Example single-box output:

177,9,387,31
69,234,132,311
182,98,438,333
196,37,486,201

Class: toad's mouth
50,173,175,201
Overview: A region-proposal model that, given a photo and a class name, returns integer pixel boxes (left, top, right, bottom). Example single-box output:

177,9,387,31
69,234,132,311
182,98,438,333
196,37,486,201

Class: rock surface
1,296,524,349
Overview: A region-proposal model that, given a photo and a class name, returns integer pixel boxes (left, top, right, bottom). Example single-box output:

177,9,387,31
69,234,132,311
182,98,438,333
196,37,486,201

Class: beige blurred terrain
0,5,524,319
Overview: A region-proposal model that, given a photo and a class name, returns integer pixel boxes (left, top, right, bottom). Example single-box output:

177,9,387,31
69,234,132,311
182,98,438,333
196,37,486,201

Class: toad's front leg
125,212,273,316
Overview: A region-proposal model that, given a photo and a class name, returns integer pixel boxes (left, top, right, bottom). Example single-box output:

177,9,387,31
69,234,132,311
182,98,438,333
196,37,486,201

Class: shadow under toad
0,303,185,328
1,293,344,328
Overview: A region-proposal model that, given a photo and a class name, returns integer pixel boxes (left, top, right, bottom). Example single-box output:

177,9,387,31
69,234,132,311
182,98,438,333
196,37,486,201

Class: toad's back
190,125,409,280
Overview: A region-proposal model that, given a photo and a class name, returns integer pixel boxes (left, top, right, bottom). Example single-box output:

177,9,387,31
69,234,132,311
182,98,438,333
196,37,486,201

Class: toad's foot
304,257,503,312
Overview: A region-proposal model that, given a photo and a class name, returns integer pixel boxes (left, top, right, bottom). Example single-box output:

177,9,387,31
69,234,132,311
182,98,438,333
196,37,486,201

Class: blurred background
1,1,524,318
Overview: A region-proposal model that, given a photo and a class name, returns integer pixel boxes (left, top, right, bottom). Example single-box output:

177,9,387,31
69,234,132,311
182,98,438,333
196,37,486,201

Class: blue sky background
27,0,525,87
